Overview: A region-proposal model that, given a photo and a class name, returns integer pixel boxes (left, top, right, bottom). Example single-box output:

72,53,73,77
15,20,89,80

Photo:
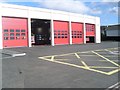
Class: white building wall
95,17,101,43
70,13,84,23
52,12,70,21
0,3,101,48
1,6,28,18
83,15,86,44
84,15,96,24
51,19,55,46
69,21,72,45
28,10,32,47
29,10,51,20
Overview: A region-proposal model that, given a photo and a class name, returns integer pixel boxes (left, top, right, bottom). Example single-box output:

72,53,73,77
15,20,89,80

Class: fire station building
0,3,101,49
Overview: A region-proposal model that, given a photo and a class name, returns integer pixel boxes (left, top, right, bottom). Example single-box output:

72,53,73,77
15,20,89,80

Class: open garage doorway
31,19,51,45
86,36,95,43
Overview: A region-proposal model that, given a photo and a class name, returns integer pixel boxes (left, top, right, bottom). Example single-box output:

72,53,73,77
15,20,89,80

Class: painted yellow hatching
81,61,90,69
38,47,120,76
92,51,120,67
75,53,80,59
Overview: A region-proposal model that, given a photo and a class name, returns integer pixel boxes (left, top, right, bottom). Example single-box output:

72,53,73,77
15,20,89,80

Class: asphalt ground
1,41,120,89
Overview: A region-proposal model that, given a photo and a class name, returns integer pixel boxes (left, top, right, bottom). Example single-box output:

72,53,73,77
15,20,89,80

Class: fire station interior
86,36,95,43
31,19,51,45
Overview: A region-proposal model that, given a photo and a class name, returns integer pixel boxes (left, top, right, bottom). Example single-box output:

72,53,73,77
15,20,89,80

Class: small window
22,37,26,40
10,29,14,32
74,33,76,35
21,33,25,36
16,29,20,32
21,29,26,32
58,36,60,38
4,29,8,32
58,33,60,35
62,36,64,38
10,33,14,36
54,30,57,32
54,36,57,38
4,37,9,40
10,37,14,40
4,33,9,37
16,37,20,40
65,36,67,38
16,33,20,36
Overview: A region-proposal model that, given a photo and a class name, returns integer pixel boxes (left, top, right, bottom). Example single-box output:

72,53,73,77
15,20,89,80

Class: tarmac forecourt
38,47,120,76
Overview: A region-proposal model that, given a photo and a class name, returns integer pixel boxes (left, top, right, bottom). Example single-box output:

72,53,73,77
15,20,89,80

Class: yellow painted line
38,56,120,75
95,49,104,51
39,57,109,75
105,56,120,57
92,51,120,67
107,67,120,75
99,60,118,62
81,61,90,69
89,66,118,69
74,53,80,59
51,56,55,61
38,47,120,75
107,47,119,50
39,47,119,59
105,49,113,53
55,59,68,61
79,51,91,53
80,55,97,56
104,49,119,55
43,53,73,57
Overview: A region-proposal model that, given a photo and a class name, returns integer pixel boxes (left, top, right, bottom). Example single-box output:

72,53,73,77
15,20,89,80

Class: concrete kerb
2,49,26,58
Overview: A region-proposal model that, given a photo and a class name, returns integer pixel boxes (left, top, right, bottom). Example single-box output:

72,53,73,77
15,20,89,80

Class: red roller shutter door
86,24,95,36
2,17,28,48
71,22,84,44
54,21,69,45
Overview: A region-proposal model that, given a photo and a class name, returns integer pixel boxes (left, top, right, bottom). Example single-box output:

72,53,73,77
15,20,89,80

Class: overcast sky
0,0,119,25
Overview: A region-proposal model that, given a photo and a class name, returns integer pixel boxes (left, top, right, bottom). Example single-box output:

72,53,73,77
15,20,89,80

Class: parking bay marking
38,47,120,75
